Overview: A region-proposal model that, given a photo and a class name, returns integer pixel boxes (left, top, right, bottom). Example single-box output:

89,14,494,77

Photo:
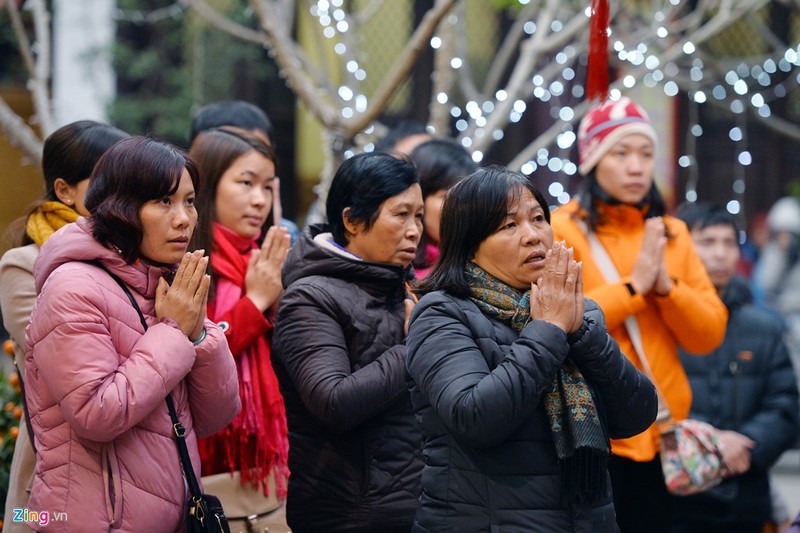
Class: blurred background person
272,152,424,532
23,136,239,531
0,120,129,533
407,167,656,532
408,138,477,280
754,196,800,374
190,126,291,532
550,97,728,532
375,119,433,157
672,203,799,533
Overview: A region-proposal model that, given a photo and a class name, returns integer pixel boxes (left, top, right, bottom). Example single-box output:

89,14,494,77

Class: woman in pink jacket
23,137,240,532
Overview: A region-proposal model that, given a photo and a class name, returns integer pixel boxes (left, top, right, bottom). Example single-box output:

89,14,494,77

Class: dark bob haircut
419,166,550,297
326,152,419,247
84,136,200,264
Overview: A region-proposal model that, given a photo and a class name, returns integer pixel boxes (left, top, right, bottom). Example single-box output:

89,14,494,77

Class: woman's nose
252,188,269,207
627,154,645,173
407,217,422,240
174,205,191,228
521,222,541,245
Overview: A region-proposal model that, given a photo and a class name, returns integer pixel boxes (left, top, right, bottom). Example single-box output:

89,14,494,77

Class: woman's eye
239,180,252,187
186,197,196,206
502,222,516,230
159,197,171,206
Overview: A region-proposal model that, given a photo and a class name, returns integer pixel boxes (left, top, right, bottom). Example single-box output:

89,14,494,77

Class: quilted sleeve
406,293,569,449
27,269,197,442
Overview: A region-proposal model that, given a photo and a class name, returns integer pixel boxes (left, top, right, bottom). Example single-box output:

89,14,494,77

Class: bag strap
581,227,674,425
91,261,205,500
14,360,37,453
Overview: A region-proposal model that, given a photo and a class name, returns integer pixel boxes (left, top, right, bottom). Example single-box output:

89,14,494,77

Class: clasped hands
631,217,672,296
155,249,210,342
529,241,584,334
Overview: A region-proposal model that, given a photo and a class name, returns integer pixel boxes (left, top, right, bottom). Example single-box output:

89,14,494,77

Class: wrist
191,327,207,346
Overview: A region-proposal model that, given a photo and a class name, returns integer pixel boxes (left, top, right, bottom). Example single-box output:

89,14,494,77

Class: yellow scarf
26,201,79,247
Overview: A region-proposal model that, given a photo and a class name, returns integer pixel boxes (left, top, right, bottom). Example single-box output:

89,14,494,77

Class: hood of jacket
721,275,753,312
283,224,412,300
34,217,172,298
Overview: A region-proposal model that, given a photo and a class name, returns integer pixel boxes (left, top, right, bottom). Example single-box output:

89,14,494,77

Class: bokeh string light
302,0,800,218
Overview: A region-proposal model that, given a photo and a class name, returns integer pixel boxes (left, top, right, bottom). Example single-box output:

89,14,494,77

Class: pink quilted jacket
23,219,240,532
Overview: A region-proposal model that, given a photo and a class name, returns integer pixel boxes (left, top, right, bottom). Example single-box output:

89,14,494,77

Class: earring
65,199,73,206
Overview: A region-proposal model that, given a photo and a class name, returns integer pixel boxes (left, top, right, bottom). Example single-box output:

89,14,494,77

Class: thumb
157,277,169,298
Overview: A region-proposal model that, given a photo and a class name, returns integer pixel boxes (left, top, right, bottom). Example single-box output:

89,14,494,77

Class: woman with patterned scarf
189,126,291,532
406,167,657,532
0,120,129,533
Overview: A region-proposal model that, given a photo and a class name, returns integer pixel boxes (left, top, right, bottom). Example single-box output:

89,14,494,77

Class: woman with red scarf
190,126,291,532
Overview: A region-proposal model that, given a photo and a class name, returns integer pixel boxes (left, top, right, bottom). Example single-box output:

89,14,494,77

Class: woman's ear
342,207,359,237
53,178,76,206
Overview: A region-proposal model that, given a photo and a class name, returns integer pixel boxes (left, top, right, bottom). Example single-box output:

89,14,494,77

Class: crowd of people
0,94,798,533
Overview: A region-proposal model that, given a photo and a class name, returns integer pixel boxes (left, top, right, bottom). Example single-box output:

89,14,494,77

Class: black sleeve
406,295,569,449
273,282,408,433
567,298,659,439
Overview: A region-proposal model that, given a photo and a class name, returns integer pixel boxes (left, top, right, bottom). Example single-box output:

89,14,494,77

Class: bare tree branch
482,2,538,96
249,0,341,129
343,0,459,135
6,0,36,76
28,0,54,136
183,0,265,44
0,96,43,164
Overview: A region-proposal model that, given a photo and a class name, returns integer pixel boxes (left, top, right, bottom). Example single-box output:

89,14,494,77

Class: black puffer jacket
406,291,657,532
673,276,800,525
272,225,423,533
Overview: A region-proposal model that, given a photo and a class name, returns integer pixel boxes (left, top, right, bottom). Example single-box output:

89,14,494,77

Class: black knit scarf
465,261,610,503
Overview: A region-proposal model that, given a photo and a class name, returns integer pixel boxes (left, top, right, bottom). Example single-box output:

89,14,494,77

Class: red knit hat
577,97,658,176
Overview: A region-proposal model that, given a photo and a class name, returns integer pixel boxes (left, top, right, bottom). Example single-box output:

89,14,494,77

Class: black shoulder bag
94,262,230,533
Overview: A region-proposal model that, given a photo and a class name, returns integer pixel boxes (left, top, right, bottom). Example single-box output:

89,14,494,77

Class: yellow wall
0,88,43,256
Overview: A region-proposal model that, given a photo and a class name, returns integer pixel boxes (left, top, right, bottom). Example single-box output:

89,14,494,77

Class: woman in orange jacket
550,97,728,533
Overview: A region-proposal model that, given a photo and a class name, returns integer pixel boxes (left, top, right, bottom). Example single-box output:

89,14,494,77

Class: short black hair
376,120,430,152
326,152,419,246
676,202,739,235
85,137,199,264
409,138,477,199
419,166,550,297
189,100,274,144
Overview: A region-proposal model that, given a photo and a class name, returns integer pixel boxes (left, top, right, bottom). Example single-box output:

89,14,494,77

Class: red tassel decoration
586,0,610,102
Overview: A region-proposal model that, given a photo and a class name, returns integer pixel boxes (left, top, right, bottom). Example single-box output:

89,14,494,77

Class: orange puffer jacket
551,200,728,462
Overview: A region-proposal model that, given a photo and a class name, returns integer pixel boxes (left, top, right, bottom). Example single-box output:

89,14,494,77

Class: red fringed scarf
206,223,289,498
587,0,610,101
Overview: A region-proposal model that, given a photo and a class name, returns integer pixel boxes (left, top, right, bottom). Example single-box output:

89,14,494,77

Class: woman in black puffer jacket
272,152,424,533
407,167,657,532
